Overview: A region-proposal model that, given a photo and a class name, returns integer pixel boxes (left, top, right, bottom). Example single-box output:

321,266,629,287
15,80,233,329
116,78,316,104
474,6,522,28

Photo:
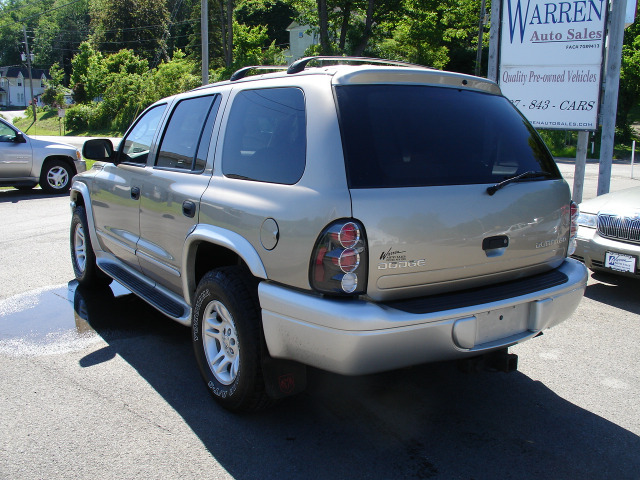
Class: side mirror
14,132,26,143
82,139,115,162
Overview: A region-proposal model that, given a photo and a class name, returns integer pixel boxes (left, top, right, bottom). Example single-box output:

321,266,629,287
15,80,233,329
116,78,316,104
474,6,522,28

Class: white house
0,67,50,108
284,23,319,64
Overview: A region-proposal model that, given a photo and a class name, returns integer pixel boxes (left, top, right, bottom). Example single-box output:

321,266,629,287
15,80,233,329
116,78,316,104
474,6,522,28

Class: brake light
568,201,579,256
310,220,368,295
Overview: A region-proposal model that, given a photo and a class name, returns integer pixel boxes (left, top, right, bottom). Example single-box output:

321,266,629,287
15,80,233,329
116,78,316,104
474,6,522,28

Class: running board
99,262,191,325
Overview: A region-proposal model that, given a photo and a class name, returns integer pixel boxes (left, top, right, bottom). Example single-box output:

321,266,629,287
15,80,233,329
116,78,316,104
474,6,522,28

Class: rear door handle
182,200,196,218
482,235,509,257
130,186,141,200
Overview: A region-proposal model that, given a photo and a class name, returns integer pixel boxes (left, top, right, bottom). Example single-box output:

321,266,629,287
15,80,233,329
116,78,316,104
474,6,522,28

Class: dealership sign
499,0,607,130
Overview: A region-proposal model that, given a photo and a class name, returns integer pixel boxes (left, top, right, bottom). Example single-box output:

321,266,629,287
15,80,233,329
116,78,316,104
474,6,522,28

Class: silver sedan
573,186,640,278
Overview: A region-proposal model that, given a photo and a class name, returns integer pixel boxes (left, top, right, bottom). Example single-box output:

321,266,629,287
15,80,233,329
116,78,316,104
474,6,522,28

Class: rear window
335,85,560,189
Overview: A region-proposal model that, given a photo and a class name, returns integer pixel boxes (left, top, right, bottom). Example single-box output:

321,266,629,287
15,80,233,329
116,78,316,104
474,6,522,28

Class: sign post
598,0,628,196
573,131,589,202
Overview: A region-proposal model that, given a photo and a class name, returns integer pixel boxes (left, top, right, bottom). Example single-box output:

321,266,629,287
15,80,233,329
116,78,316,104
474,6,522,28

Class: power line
26,18,198,36
0,0,56,17
20,0,86,21
0,0,86,29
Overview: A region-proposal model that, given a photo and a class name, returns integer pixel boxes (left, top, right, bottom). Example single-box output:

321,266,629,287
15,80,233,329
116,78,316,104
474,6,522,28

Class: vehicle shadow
73,283,640,480
0,188,68,203
585,271,640,314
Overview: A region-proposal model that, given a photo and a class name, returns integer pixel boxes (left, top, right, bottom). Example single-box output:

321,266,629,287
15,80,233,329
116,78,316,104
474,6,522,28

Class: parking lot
0,162,639,479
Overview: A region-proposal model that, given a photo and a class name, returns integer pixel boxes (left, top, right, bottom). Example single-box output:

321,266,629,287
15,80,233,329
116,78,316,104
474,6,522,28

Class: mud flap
262,357,307,399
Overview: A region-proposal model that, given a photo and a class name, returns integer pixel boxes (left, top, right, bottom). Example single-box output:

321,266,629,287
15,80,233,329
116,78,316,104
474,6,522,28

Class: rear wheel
192,266,271,411
70,206,111,287
40,159,73,194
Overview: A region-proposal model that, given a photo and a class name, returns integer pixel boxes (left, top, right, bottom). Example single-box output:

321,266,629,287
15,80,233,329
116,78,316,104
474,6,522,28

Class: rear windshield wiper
486,171,554,196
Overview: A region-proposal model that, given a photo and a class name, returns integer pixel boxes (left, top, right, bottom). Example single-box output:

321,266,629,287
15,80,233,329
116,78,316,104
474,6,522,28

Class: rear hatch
334,73,571,302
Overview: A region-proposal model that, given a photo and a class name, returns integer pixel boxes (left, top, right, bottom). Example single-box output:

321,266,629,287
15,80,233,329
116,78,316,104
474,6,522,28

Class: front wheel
70,206,111,288
40,159,73,194
192,266,271,412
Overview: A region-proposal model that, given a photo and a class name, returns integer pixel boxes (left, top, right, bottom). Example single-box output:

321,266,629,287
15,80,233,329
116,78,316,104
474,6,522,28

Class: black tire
192,266,271,412
70,206,112,288
40,159,73,194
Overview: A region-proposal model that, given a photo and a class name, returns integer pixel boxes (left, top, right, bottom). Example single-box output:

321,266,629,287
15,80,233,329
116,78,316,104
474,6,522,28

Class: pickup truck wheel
70,206,111,287
192,267,270,411
40,159,72,194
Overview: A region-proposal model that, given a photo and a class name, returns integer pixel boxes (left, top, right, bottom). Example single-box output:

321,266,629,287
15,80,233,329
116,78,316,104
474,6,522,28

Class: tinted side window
335,85,560,189
119,104,167,165
0,122,17,142
222,88,306,184
156,95,220,171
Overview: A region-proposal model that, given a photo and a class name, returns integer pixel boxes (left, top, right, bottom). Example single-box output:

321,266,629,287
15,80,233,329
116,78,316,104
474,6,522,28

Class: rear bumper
259,259,587,375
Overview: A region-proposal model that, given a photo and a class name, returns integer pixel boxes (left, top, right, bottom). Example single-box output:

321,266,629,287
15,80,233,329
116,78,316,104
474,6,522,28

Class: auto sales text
502,69,597,85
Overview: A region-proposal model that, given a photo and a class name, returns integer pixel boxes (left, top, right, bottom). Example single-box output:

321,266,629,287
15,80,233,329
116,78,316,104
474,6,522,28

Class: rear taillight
310,220,368,295
568,201,579,256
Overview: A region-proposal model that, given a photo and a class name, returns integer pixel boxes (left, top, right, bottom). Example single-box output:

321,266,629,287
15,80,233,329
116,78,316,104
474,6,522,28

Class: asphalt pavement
556,157,640,201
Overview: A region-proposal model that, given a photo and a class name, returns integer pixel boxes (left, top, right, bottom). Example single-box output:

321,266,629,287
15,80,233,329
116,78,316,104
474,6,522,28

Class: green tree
232,22,284,65
375,5,449,68
289,0,486,72
90,0,170,63
34,0,90,79
619,21,640,141
70,42,106,103
41,62,66,107
235,0,295,48
0,0,51,66
97,69,149,131
66,47,200,132
146,50,200,101
211,21,285,79
163,0,200,60
438,0,488,73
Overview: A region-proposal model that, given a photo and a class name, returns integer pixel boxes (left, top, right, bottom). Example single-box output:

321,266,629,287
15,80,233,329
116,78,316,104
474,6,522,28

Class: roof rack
229,57,430,82
230,65,288,81
286,56,430,75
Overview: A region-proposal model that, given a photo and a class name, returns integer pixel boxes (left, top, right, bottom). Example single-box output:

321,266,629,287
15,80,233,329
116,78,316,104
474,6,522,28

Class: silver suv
0,117,85,193
71,57,588,411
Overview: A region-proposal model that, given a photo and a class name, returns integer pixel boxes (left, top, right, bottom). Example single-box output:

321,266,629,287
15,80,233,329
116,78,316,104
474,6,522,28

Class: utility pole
201,0,209,85
475,0,487,77
22,26,36,121
487,0,501,82
598,0,628,196
573,131,589,203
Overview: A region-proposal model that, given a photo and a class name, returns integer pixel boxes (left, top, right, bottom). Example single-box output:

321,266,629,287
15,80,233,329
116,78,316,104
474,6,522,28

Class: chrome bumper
574,226,640,277
259,259,587,375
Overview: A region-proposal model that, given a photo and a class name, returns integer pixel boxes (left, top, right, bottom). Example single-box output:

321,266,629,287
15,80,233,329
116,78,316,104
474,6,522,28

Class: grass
11,108,121,137
539,123,640,161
